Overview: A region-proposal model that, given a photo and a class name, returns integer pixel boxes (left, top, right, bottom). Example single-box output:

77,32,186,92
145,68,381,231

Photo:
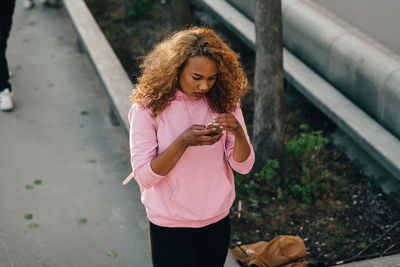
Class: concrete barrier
62,0,132,135
283,0,400,140
227,0,400,140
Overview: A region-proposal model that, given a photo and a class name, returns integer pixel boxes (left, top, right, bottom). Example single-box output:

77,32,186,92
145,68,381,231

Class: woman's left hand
212,112,251,162
211,113,245,139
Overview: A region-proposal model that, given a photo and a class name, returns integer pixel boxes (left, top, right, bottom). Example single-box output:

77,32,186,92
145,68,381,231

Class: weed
359,242,367,249
285,124,329,202
235,124,331,205
127,0,157,20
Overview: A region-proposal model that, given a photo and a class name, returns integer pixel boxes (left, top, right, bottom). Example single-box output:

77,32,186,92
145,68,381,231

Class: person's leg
0,0,16,111
196,215,231,267
149,222,198,267
0,0,16,91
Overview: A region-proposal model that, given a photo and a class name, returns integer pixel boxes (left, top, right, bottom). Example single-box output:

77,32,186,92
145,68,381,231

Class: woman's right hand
179,124,222,147
150,124,222,176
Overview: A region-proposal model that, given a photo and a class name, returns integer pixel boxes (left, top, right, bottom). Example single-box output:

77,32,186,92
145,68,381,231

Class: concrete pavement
0,1,151,266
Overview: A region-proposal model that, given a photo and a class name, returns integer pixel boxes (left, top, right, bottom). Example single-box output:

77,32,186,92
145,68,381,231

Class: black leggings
149,215,231,267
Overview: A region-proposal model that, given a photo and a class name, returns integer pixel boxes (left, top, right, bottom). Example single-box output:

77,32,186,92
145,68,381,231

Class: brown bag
231,235,309,267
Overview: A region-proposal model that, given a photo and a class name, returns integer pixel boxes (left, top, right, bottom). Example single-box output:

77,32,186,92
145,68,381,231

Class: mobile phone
205,125,222,136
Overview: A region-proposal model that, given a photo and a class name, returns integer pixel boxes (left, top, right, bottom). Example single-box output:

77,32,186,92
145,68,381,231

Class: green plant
235,159,280,207
285,124,329,203
127,0,157,19
254,159,281,205
235,124,331,206
104,30,111,41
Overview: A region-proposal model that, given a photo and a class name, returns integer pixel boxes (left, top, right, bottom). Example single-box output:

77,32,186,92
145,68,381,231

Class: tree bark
169,0,192,28
252,0,285,175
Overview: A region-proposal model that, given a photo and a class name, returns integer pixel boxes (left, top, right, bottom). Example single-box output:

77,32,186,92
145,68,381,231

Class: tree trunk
169,0,192,28
252,0,285,175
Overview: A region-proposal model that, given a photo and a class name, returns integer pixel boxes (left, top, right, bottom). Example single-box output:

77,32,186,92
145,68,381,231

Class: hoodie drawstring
180,96,193,126
181,95,227,159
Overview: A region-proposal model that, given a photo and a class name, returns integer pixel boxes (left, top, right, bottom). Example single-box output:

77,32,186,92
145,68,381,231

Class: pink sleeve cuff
136,161,165,188
228,148,255,174
123,161,165,187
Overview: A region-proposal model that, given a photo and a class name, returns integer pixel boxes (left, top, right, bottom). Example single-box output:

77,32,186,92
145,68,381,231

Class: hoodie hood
173,88,212,126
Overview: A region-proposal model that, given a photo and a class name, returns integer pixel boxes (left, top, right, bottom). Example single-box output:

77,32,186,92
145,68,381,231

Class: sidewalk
0,1,151,266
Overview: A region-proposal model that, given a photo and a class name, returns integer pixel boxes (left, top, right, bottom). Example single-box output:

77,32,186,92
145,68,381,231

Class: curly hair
130,27,248,116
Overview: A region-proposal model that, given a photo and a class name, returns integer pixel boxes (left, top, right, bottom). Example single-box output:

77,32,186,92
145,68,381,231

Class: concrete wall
226,0,400,140
226,0,255,19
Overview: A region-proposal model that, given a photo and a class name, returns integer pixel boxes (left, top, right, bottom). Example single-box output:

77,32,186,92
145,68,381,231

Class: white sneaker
0,89,14,111
24,0,34,9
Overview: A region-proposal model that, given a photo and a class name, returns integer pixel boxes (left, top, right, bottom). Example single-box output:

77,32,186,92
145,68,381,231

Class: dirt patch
83,0,400,265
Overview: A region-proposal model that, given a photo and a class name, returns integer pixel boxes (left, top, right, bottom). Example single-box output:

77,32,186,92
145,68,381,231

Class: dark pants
0,0,16,91
149,215,231,267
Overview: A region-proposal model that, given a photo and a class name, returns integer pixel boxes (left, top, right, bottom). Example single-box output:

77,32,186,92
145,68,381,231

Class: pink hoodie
123,89,255,228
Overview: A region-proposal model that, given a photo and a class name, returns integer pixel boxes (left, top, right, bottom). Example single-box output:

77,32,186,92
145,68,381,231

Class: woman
123,27,255,267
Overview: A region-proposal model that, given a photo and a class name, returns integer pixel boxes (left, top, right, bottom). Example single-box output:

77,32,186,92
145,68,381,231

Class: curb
62,0,132,135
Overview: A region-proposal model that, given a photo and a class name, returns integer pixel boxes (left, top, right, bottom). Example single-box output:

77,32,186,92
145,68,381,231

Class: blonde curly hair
130,27,248,116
